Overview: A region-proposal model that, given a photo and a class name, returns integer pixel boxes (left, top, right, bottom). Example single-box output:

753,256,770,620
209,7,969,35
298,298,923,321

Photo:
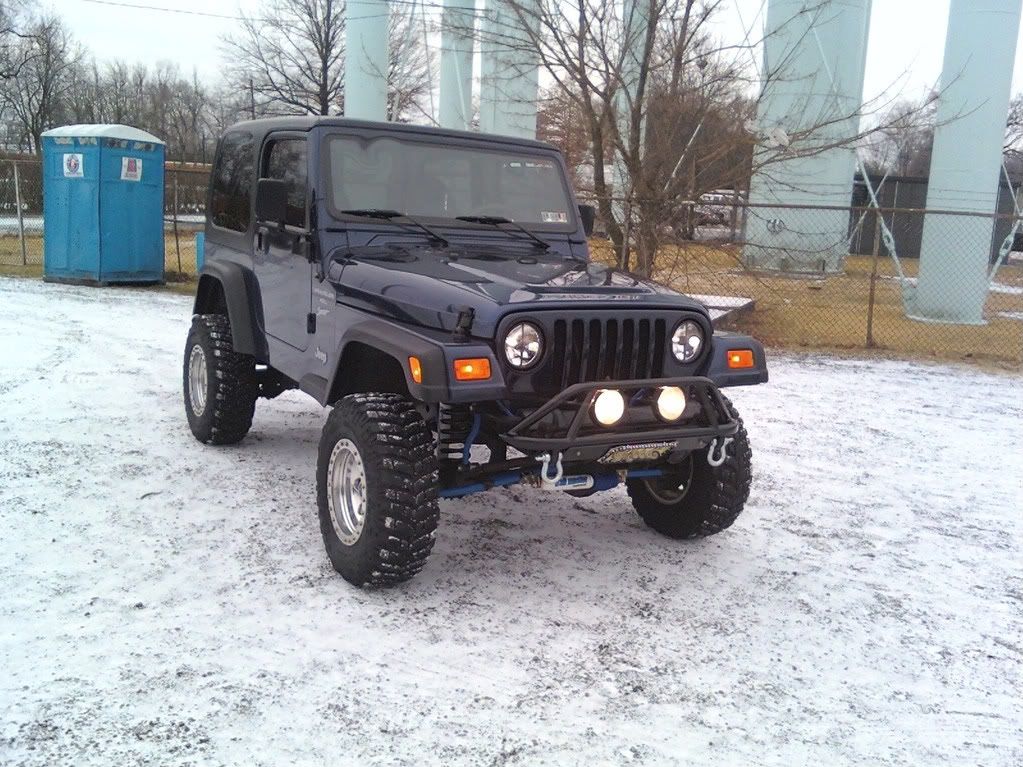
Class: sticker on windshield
541,211,568,223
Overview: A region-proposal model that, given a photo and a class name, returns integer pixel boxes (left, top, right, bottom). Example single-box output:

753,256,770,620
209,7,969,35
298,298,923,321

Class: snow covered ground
1,276,1021,766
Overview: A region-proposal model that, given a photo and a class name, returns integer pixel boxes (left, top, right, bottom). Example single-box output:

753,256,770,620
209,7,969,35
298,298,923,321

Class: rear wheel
626,398,752,539
183,314,257,445
317,393,439,587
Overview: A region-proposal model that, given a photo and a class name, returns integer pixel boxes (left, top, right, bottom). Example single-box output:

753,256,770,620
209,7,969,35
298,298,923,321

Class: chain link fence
163,164,210,277
591,201,1023,366
0,158,43,267
0,157,211,276
1,159,1019,365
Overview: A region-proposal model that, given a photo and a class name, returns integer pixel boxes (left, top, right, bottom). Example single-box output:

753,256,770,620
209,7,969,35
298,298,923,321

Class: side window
210,131,255,232
264,138,308,228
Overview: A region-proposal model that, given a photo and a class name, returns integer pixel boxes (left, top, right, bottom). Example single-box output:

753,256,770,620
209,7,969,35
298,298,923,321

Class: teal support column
344,0,390,120
439,0,476,130
744,0,872,274
611,0,647,224
479,0,539,138
908,0,1023,324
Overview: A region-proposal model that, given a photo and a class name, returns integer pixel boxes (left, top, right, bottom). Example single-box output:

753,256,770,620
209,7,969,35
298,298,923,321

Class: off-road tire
626,397,752,539
183,314,257,445
317,393,440,587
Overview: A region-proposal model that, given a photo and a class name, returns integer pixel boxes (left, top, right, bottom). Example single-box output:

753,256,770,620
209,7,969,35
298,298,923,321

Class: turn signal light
408,356,423,384
727,349,755,369
453,358,491,381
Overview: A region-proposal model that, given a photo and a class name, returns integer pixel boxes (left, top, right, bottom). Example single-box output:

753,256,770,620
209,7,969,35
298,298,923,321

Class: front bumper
502,376,738,463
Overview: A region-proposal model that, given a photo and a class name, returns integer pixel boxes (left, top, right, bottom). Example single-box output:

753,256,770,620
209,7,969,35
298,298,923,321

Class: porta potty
41,124,165,284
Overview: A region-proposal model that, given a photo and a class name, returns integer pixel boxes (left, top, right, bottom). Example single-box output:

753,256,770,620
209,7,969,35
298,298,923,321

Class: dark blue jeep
183,117,768,587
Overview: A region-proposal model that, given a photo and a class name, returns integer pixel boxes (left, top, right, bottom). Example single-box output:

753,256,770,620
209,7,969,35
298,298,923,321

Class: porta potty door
42,137,102,280
98,139,165,282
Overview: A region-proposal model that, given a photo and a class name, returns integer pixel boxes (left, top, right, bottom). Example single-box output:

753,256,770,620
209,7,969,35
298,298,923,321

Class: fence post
866,214,881,348
172,170,181,274
12,161,27,266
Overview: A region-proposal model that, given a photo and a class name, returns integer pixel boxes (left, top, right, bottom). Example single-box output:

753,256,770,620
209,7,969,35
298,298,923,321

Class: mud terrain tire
627,397,752,539
183,314,258,445
317,393,440,587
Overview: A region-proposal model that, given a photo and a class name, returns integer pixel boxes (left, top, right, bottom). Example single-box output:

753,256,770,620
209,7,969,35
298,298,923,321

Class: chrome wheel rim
327,438,368,546
644,456,695,505
188,344,208,416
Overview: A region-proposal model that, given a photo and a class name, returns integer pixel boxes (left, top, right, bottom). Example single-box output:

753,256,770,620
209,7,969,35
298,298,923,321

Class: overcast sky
45,0,1023,115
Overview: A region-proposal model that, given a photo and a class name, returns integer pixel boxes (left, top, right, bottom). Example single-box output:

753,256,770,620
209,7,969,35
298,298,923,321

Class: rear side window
263,138,308,228
210,131,254,232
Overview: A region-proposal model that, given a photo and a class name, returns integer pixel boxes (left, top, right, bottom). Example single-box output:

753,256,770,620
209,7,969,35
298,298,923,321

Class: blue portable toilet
41,124,165,284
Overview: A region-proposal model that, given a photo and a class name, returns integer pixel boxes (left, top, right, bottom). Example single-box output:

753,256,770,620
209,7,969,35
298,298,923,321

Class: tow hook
537,452,564,487
707,437,734,467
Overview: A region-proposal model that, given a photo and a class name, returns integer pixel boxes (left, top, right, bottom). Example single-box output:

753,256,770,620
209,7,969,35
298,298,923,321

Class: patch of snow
991,282,1023,295
0,277,1021,766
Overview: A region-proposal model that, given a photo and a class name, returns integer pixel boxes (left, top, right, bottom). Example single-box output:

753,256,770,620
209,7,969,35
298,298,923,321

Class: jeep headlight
504,322,543,368
671,320,704,363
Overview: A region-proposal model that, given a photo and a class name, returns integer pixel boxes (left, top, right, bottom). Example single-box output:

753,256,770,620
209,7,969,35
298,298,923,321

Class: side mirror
578,204,596,237
256,178,288,225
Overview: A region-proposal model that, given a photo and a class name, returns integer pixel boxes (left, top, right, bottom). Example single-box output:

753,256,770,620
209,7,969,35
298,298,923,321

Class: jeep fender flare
326,315,503,404
193,261,268,360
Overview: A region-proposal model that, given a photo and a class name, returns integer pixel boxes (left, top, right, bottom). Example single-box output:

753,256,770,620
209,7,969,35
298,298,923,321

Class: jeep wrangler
183,117,768,587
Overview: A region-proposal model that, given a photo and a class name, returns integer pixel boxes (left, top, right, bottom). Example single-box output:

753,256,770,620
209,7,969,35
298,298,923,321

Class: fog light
656,386,686,421
593,389,625,426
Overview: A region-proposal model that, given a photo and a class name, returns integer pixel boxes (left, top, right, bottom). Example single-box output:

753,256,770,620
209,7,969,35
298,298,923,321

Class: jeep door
254,133,312,351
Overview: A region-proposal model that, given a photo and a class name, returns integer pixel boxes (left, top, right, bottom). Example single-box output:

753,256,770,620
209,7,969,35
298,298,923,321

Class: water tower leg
344,0,390,120
479,0,539,138
909,0,1023,324
439,0,476,130
610,0,649,238
743,0,872,274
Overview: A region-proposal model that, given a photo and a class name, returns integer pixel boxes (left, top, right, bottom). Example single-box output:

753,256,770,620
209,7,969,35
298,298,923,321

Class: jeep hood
329,244,708,337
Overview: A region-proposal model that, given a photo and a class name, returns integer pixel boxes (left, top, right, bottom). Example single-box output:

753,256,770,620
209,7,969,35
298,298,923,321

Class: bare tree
1,12,79,152
222,0,345,116
864,96,937,177
1004,92,1023,160
221,0,430,119
537,84,597,190
387,4,432,122
0,0,39,82
476,0,927,276
97,59,134,124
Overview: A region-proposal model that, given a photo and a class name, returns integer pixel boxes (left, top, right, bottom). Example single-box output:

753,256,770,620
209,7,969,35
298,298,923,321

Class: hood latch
453,306,475,339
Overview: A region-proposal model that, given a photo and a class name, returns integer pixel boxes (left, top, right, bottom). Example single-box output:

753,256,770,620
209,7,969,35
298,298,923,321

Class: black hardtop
224,116,559,153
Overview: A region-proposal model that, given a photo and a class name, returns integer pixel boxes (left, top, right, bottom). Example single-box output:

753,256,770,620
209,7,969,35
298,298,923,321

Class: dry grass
0,228,203,278
2,232,1019,367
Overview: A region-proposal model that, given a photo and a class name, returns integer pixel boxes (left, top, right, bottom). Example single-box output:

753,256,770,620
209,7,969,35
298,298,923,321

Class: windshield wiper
342,209,449,248
455,215,551,251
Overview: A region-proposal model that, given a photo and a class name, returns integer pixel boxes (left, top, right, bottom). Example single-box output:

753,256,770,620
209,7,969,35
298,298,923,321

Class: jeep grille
549,316,668,388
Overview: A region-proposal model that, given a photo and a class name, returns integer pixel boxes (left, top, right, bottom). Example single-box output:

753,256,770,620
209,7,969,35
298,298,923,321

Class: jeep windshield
325,135,576,232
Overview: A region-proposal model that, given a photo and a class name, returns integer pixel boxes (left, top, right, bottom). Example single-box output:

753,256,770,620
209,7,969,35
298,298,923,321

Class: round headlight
671,320,704,363
504,322,543,368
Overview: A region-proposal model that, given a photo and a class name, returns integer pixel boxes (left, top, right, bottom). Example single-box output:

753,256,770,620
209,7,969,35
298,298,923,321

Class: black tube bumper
502,376,739,462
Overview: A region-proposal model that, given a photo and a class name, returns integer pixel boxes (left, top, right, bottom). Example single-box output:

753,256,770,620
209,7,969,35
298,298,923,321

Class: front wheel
317,393,440,587
626,397,752,539
183,314,257,445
